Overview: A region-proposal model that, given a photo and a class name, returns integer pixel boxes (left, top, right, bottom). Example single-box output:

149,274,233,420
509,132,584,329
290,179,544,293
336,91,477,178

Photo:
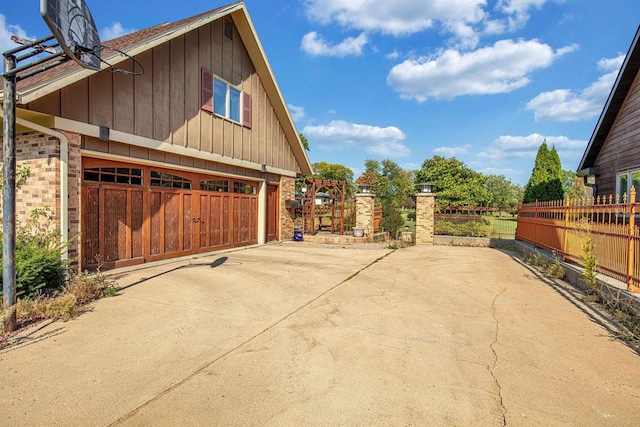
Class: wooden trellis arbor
297,178,353,235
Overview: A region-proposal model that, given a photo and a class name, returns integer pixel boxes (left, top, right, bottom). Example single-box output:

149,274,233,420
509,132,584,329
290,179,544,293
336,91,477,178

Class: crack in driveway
488,288,507,426
108,250,395,426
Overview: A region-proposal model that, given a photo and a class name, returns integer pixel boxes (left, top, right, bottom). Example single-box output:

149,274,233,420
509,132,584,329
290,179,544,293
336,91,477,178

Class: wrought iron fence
435,206,517,239
516,190,640,293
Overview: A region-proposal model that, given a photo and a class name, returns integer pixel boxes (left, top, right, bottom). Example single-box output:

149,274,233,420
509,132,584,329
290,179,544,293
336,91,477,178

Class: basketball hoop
92,44,145,75
41,0,102,70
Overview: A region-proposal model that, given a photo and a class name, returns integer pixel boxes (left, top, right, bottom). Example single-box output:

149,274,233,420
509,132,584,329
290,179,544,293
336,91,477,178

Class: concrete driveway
1,243,640,426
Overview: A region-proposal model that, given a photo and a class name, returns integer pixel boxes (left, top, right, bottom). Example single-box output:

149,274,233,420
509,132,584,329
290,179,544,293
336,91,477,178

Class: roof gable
578,25,640,172
7,2,312,175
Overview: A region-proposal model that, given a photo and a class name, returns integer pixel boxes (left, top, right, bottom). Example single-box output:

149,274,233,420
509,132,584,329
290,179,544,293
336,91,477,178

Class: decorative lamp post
357,183,373,194
416,182,435,245
418,182,435,194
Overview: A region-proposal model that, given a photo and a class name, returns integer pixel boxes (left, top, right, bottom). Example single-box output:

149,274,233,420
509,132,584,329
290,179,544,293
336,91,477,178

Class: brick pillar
60,131,82,267
355,193,375,238
415,194,435,245
279,176,295,240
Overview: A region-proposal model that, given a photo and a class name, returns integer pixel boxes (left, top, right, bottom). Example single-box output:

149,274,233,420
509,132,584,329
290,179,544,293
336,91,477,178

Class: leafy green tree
309,162,355,196
311,162,354,183
414,156,489,206
562,169,588,200
485,174,520,211
523,141,564,203
363,159,413,208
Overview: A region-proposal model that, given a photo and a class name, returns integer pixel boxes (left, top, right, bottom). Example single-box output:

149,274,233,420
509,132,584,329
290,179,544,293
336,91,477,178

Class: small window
233,182,256,195
229,87,241,122
83,167,143,186
214,79,227,117
617,170,640,199
150,171,192,189
201,180,230,192
213,77,243,123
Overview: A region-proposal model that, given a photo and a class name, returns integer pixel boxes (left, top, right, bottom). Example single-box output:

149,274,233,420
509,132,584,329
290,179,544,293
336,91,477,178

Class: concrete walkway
1,244,640,426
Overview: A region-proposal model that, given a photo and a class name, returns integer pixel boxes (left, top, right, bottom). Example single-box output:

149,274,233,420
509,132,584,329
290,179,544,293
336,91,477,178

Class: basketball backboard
41,0,101,70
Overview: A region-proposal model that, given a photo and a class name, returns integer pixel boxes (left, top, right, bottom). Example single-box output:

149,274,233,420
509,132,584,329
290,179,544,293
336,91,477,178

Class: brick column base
279,176,295,240
416,194,435,245
356,194,375,237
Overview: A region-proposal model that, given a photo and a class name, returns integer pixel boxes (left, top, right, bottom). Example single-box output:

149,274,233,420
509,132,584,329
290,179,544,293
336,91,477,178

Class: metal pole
2,53,17,332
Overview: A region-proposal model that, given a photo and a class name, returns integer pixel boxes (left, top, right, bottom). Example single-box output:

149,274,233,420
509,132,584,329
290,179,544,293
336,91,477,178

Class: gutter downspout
15,117,69,260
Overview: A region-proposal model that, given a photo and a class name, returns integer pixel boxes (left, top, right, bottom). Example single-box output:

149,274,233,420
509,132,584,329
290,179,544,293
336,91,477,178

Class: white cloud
303,120,411,157
0,14,29,52
305,0,486,37
100,22,136,41
387,39,569,101
301,31,368,57
444,20,480,49
478,133,586,163
288,104,306,122
433,144,472,156
386,50,400,60
304,0,557,49
525,54,624,122
598,55,625,72
496,0,550,30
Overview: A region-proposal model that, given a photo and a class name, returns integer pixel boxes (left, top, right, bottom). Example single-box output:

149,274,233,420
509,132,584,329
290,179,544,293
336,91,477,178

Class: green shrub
0,208,70,300
435,219,486,237
381,204,404,237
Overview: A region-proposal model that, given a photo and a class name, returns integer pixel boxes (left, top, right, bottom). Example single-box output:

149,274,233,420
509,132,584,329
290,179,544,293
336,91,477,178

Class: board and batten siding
593,70,640,197
24,16,299,174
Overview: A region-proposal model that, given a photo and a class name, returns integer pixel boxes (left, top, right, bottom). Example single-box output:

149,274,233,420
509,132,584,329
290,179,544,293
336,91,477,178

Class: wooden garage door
82,166,145,269
82,159,259,270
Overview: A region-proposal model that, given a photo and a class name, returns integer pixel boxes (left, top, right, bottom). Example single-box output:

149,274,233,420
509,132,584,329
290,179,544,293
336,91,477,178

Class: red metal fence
517,189,640,293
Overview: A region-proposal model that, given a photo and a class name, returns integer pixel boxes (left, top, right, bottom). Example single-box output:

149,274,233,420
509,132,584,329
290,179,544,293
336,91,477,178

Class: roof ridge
13,2,244,94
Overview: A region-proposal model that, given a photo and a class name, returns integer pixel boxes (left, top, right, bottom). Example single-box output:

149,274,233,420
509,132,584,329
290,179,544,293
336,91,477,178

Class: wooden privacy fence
517,189,640,293
373,205,382,232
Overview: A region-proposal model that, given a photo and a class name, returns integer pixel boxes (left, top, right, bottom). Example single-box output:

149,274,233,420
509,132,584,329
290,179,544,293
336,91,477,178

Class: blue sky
1,1,639,185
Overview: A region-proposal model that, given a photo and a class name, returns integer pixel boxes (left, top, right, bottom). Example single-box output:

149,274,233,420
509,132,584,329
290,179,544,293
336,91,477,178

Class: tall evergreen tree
523,141,564,203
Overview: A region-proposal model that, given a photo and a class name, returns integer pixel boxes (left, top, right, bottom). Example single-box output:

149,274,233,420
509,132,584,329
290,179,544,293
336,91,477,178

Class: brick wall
0,130,82,267
415,194,435,245
13,131,61,226
279,176,295,240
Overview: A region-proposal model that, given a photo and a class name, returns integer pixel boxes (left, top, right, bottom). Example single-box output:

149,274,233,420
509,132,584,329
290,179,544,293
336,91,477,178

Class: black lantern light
357,183,373,194
418,182,435,194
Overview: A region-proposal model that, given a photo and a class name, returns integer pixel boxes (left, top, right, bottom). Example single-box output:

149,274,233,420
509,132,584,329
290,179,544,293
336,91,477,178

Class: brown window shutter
243,92,252,128
201,68,214,113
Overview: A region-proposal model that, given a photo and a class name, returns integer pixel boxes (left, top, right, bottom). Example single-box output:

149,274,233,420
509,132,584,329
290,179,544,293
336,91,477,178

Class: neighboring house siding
24,16,298,174
593,70,640,196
